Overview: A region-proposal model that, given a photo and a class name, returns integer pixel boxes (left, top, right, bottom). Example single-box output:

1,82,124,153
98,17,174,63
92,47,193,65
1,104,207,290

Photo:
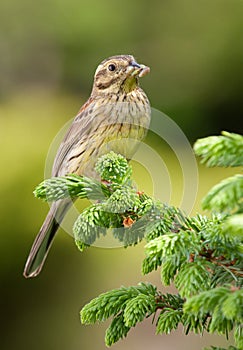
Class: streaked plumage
24,55,151,278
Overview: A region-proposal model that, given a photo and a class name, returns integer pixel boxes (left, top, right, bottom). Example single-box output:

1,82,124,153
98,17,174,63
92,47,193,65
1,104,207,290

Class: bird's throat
121,76,138,94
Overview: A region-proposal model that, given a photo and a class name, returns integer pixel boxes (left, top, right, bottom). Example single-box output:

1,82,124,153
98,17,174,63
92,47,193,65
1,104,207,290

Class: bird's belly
67,122,147,178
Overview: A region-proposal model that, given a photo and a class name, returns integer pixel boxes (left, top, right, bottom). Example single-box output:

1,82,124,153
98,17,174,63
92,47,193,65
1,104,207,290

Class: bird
23,54,151,278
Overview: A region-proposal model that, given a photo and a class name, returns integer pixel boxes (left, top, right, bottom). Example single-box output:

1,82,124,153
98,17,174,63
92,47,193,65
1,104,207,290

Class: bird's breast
64,88,151,177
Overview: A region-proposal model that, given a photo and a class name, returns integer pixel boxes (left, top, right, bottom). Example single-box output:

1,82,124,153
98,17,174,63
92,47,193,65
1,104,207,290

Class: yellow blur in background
0,0,242,349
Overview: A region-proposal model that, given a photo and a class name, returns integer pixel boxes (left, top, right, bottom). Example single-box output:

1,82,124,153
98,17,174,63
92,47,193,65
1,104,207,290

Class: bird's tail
23,200,71,278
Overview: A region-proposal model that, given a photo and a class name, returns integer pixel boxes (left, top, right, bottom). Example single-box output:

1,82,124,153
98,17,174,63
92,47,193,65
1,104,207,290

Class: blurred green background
0,0,242,349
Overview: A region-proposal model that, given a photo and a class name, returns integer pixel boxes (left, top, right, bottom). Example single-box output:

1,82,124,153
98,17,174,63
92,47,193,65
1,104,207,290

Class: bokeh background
0,0,242,349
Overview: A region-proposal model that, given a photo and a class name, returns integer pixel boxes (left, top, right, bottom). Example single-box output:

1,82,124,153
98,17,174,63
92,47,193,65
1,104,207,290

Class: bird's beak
128,61,150,78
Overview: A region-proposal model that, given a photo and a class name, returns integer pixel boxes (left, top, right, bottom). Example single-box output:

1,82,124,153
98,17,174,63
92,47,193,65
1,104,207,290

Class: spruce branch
223,214,243,237
105,313,130,347
174,260,212,298
34,151,132,203
155,293,185,334
34,174,110,201
194,131,243,167
73,204,111,249
202,175,243,214
95,151,132,185
234,324,243,350
33,132,243,349
156,308,183,334
184,286,243,347
81,282,158,346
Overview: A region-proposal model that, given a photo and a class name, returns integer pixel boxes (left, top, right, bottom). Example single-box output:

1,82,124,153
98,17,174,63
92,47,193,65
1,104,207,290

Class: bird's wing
52,97,97,177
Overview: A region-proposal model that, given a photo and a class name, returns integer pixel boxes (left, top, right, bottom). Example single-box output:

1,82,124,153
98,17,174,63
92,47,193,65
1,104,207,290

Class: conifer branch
34,174,110,201
34,131,243,349
202,174,243,214
194,131,243,167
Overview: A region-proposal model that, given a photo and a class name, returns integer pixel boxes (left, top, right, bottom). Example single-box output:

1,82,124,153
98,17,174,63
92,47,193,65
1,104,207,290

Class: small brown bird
24,55,151,278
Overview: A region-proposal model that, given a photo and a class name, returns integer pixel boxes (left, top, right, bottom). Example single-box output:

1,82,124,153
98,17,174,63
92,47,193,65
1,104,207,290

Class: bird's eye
108,64,116,72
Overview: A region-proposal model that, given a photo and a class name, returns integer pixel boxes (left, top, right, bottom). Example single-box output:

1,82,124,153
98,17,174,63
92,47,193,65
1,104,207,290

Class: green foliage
155,293,185,334
105,313,130,347
73,205,109,249
184,286,243,344
95,151,132,185
81,282,157,347
204,347,239,350
143,217,202,274
156,308,182,334
201,174,243,214
194,131,243,167
34,132,243,349
174,260,212,298
223,214,243,238
104,186,140,213
34,174,109,201
35,152,154,249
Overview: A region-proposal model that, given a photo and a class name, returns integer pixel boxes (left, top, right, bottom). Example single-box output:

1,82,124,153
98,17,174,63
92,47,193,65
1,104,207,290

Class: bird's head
91,55,150,96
